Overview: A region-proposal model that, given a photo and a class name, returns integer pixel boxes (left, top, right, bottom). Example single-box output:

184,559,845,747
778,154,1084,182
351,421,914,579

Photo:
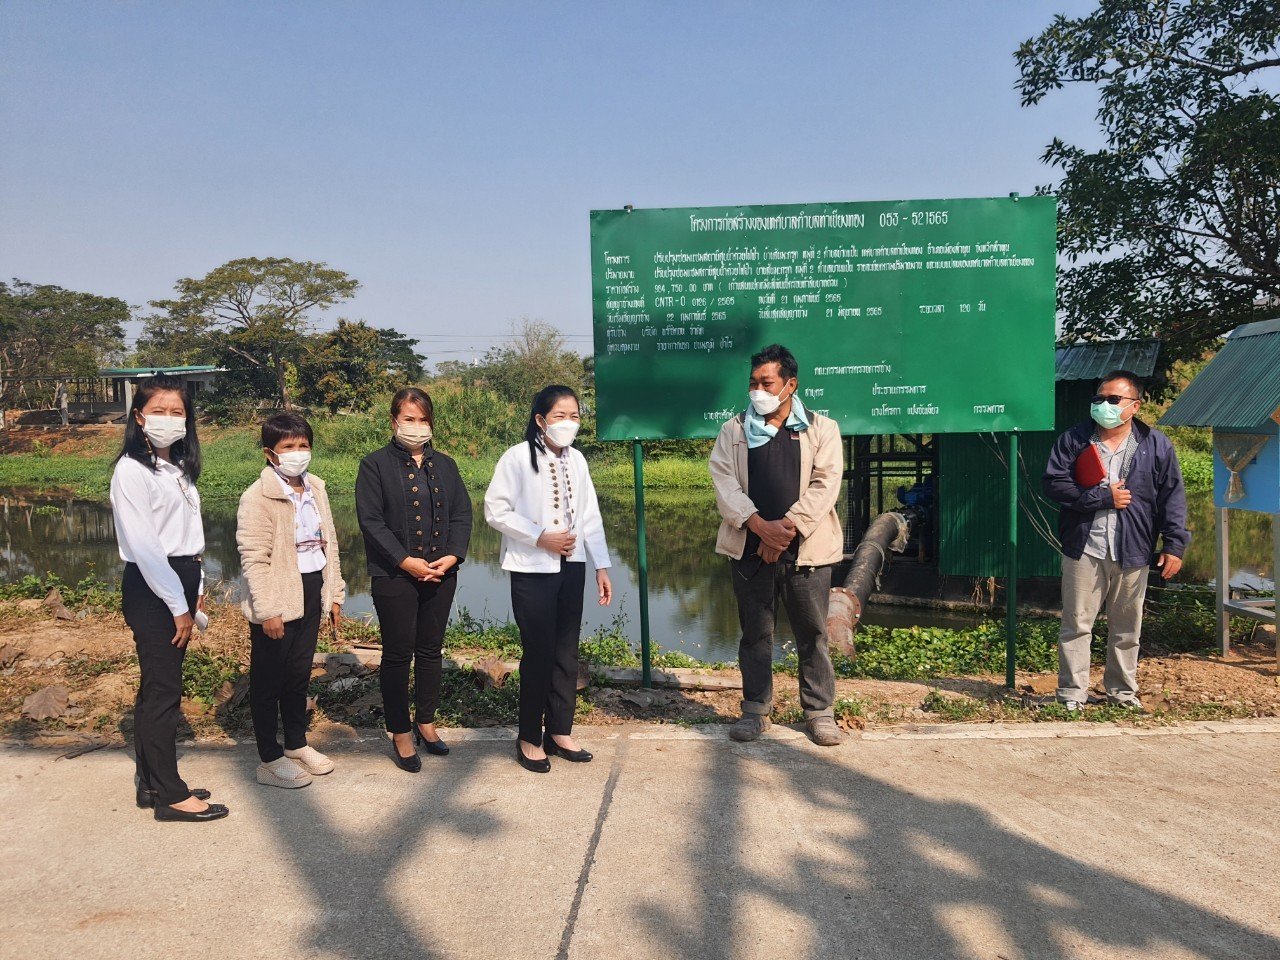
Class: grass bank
0,571,1242,685
0,420,714,502
0,416,1214,503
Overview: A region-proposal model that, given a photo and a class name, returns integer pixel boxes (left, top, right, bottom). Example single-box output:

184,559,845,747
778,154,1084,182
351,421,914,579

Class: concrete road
2,721,1278,960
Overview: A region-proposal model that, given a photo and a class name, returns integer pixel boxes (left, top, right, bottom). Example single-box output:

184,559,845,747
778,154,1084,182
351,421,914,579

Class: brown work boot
806,715,846,746
729,713,772,742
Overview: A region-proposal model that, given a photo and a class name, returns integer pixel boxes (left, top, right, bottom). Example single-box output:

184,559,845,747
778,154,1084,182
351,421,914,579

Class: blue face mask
1090,400,1132,430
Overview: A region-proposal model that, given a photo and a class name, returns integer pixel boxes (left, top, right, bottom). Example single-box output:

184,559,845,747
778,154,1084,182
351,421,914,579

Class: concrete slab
1,723,1277,960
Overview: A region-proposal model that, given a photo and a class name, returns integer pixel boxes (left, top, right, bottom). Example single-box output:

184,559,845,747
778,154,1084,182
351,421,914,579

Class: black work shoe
515,742,550,773
390,739,422,773
154,802,229,823
544,735,592,763
136,787,211,809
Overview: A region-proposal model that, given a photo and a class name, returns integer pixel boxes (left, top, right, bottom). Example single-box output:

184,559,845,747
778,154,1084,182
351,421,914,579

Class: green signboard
590,196,1056,440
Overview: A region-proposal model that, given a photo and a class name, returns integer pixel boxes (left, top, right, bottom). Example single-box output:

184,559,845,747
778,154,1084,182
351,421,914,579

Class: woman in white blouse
484,385,612,773
110,375,227,822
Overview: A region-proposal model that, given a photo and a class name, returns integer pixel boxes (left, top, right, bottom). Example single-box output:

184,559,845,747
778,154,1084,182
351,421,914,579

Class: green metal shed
936,339,1161,578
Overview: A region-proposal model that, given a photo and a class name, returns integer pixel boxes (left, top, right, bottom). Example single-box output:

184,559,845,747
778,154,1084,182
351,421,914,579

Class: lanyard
1091,429,1138,482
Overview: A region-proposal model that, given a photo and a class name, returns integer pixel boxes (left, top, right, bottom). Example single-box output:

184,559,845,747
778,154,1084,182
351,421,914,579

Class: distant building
99,365,226,420
0,366,226,426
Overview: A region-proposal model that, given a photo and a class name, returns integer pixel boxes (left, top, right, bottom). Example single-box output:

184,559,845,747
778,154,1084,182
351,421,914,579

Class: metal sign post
632,439,653,687
1006,431,1019,688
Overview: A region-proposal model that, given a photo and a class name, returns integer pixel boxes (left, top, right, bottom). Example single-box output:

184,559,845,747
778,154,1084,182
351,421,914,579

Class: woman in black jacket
356,387,472,772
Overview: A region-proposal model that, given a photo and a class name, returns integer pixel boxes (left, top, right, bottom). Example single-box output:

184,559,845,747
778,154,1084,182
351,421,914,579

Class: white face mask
140,414,187,449
395,421,433,447
749,389,785,417
271,450,311,478
543,420,580,448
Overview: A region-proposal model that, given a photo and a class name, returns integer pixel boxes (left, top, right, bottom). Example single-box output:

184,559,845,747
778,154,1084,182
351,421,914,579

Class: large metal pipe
827,509,916,657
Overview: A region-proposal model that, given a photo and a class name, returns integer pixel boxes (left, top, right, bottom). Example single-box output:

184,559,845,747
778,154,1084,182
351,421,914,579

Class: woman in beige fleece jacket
237,413,345,789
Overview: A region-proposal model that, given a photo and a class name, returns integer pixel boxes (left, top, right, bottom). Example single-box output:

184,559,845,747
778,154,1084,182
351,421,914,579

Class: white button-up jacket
484,441,612,574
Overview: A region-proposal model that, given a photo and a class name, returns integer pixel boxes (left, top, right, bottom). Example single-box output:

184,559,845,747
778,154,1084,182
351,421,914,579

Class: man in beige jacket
710,344,846,746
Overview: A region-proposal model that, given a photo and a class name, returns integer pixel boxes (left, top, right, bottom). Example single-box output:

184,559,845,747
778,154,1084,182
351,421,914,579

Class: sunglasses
1091,394,1139,405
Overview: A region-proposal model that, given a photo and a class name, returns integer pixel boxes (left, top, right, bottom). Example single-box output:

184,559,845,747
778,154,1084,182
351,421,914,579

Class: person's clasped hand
1111,480,1133,509
537,529,577,557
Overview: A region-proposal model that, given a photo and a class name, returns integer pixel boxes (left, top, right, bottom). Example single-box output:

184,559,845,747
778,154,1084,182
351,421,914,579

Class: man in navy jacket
1042,370,1190,710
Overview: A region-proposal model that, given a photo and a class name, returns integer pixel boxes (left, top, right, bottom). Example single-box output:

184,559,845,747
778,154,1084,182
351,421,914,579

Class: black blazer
355,442,472,579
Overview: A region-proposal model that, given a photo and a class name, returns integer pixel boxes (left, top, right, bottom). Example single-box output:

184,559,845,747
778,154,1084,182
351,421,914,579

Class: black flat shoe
154,802,229,823
391,739,422,773
515,742,550,774
414,728,450,756
136,787,211,809
544,735,593,763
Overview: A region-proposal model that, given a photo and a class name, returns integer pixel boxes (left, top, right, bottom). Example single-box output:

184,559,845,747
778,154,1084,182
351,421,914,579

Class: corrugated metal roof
1054,339,1162,382
99,365,224,376
1160,319,1280,430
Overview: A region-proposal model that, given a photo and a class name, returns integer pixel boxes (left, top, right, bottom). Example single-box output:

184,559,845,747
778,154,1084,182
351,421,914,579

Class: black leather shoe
153,802,229,823
544,735,593,763
391,739,422,773
515,742,550,773
415,728,450,756
136,787,211,809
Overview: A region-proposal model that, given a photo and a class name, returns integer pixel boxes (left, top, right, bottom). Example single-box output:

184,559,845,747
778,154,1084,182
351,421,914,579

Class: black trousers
511,560,586,745
121,558,201,806
249,571,323,763
372,573,458,733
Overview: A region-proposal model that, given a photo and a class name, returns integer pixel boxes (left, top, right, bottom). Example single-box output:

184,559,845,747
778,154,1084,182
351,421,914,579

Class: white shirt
110,456,206,616
275,471,328,574
484,441,612,574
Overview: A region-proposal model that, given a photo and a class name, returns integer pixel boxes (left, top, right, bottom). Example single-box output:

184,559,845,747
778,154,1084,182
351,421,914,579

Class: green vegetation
0,572,119,610
921,690,985,721
435,668,521,726
65,653,137,679
763,602,1238,684
0,280,128,395
772,620,1060,681
833,695,869,720
440,610,714,670
181,648,243,706
1017,1,1279,367
444,609,524,661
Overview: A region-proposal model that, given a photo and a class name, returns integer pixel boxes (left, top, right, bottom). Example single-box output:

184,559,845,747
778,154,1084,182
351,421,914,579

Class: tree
1017,0,1280,365
147,257,359,408
133,307,218,367
374,327,428,383
437,318,588,407
0,280,128,407
296,319,428,414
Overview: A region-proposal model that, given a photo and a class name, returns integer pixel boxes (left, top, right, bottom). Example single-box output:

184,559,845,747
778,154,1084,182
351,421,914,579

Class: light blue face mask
1090,400,1133,430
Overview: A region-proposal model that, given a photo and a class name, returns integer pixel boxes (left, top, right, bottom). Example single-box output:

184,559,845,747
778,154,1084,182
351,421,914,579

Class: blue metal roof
1054,339,1162,382
1160,319,1280,430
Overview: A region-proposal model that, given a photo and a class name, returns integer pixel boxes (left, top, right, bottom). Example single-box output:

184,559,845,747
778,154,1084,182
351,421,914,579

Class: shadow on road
631,734,1280,960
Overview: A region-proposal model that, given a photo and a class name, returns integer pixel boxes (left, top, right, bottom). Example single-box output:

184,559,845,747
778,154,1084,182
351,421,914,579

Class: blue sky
0,1,1099,362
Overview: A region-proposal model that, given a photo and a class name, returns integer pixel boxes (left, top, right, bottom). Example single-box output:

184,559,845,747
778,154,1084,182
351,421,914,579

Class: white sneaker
284,745,335,776
256,756,313,789
1059,699,1082,713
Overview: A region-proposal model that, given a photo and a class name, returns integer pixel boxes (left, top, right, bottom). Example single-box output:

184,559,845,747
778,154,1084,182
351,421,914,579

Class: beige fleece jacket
237,467,346,624
709,410,845,567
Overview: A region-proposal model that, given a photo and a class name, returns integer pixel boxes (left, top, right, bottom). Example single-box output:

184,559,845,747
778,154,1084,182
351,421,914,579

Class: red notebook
1073,444,1107,487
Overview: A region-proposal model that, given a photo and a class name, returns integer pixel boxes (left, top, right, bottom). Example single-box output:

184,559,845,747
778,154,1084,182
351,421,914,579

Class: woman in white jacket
484,385,612,773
